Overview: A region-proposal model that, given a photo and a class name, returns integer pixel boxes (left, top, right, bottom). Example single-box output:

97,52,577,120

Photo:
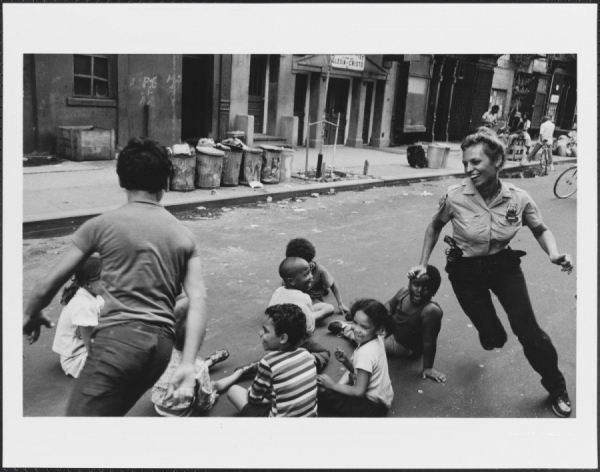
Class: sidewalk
23,143,576,236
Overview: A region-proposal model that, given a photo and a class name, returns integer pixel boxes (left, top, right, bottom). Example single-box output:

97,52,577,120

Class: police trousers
66,321,174,416
449,254,566,395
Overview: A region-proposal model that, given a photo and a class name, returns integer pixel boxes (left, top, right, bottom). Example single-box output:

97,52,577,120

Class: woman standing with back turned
409,130,574,418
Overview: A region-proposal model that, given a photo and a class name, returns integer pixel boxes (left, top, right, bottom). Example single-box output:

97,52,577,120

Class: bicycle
553,165,577,199
539,140,551,175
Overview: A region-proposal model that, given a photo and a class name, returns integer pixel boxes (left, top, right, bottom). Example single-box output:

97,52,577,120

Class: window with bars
73,54,110,98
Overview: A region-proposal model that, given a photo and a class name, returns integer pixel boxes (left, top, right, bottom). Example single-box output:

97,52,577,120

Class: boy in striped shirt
227,304,318,417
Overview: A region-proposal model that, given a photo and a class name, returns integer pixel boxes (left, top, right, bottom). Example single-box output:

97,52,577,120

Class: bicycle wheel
539,148,548,175
554,166,577,199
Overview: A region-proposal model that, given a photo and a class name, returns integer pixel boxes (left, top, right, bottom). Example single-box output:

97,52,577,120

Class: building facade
23,54,576,156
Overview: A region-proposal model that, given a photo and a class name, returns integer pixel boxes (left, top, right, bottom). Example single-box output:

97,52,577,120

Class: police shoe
550,390,572,418
328,320,348,337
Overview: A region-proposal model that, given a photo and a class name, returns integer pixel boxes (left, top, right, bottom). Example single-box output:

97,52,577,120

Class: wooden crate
57,126,115,161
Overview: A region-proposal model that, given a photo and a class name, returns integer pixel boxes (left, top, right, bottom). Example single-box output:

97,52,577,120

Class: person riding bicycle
522,115,555,171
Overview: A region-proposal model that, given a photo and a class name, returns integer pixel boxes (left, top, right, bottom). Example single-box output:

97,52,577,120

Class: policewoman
409,130,574,418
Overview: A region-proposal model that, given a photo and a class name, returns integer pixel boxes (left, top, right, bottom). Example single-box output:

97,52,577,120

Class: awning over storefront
292,55,388,81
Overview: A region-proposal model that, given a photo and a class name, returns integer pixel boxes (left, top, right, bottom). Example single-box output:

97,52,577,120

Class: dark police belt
447,248,527,276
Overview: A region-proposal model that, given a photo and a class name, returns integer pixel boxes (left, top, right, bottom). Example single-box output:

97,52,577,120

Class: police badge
505,203,519,222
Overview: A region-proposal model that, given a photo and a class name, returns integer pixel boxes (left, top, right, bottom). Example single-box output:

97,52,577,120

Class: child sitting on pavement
317,298,394,417
152,296,258,417
328,265,446,383
52,255,104,378
285,237,350,317
226,304,318,417
268,257,331,372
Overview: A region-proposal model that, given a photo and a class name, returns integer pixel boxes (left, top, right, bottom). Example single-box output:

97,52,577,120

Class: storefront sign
331,55,365,71
550,94,560,104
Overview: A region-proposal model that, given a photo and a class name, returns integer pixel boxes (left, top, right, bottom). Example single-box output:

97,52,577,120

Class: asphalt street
22,172,577,418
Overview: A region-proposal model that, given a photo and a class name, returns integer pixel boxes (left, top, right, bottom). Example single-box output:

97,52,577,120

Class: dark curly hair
461,130,506,167
347,298,395,336
116,137,172,192
286,238,316,263
424,264,442,296
265,304,307,347
60,255,102,305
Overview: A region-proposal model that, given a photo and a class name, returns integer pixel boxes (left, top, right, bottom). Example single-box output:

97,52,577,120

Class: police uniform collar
461,178,513,198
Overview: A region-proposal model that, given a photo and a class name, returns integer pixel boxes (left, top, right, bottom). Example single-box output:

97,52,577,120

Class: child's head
347,298,394,344
408,264,441,305
286,238,316,263
173,296,191,352
279,257,313,293
261,304,307,350
60,255,102,305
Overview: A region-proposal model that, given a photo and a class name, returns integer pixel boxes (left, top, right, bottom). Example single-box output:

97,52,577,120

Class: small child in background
269,257,330,371
317,298,394,417
52,255,104,378
286,237,350,317
152,296,259,417
226,304,318,417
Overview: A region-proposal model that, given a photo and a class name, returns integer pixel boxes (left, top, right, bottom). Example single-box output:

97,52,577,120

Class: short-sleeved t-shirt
52,288,104,358
352,336,393,408
71,200,200,331
433,179,543,257
307,262,334,301
269,286,316,334
247,348,318,417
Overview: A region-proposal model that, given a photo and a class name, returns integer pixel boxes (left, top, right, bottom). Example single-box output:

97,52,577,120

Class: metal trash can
240,147,263,185
169,143,196,191
217,144,243,187
426,144,450,169
195,147,224,189
226,131,245,144
280,146,295,183
260,144,283,184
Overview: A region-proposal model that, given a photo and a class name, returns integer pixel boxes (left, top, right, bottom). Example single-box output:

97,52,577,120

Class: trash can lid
196,147,225,157
244,147,263,154
172,143,193,155
259,144,283,152
215,143,231,151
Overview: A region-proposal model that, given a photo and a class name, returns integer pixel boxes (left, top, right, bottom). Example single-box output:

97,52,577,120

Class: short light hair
461,130,506,167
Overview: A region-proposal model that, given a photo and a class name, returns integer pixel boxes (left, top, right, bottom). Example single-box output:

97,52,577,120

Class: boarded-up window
403,56,431,132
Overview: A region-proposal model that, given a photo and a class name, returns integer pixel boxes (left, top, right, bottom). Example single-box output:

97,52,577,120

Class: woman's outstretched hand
408,265,427,279
550,254,573,274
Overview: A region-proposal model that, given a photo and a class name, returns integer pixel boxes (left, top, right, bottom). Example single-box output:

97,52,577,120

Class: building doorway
249,55,268,134
324,77,349,145
362,81,374,144
181,55,214,141
294,74,308,146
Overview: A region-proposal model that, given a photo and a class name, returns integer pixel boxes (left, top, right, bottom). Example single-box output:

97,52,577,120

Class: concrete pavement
23,142,577,237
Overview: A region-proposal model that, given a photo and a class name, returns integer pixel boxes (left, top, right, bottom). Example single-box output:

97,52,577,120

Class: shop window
73,54,110,98
403,56,431,132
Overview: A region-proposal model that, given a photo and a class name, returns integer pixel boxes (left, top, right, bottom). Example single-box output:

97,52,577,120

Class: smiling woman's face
462,144,499,190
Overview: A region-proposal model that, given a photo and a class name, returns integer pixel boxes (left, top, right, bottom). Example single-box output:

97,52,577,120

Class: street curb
23,158,577,239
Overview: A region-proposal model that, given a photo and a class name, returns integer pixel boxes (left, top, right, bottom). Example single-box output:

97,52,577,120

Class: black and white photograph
5,2,598,469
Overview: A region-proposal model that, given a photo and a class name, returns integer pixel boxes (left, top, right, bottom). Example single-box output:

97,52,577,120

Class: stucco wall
118,55,182,147
33,55,118,153
229,55,250,130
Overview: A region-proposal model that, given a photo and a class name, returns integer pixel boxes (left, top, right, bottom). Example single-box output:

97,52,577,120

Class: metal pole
305,135,309,175
331,112,340,173
317,55,333,178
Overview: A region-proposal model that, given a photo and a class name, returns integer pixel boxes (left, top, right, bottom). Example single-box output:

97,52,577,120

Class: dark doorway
324,78,349,145
181,55,214,141
249,55,268,134
293,74,308,146
362,81,374,144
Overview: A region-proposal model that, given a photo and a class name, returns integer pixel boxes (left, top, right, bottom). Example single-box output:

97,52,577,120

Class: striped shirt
247,348,318,417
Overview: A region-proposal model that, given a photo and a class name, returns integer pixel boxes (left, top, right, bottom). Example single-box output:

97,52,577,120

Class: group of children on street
52,236,446,417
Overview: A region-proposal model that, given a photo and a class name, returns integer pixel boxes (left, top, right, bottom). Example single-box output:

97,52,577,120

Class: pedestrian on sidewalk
409,130,574,418
23,137,208,416
522,115,556,171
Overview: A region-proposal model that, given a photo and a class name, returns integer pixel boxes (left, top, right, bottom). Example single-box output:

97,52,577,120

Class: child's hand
422,367,446,383
317,374,334,390
334,347,349,365
166,363,196,402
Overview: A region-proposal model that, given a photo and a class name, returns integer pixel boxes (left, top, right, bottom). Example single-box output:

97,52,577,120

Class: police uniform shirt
433,178,544,257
